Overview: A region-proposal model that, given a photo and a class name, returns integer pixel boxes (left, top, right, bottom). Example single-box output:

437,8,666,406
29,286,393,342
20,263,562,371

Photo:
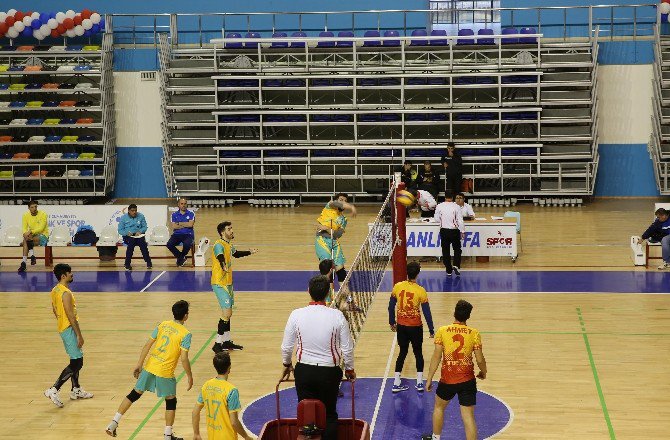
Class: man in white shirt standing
434,192,465,276
280,275,356,440
455,193,475,220
411,189,437,218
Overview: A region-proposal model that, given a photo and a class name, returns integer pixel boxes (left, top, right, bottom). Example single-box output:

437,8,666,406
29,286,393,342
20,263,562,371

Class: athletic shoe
446,270,452,276
221,340,243,351
18,261,26,272
30,255,37,265
211,342,226,353
167,434,183,440
105,420,118,437
658,262,670,270
392,384,409,393
70,387,94,400
44,387,64,408
124,265,132,271
452,266,461,276
177,257,187,267
147,264,153,270
347,303,363,312
415,382,425,392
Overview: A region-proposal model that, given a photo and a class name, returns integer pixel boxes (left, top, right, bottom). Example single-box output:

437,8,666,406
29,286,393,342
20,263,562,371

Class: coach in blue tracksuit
166,197,195,267
641,208,670,270
117,204,152,271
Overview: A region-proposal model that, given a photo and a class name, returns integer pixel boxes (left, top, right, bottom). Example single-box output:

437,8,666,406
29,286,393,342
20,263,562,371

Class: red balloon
0,23,7,34
6,16,15,27
81,9,92,20
51,29,60,38
15,11,25,21
57,24,65,34
63,18,74,29
663,0,670,4
73,15,82,26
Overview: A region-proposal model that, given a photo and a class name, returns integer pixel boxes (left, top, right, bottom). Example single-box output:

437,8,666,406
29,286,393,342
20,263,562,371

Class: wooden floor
1,198,669,439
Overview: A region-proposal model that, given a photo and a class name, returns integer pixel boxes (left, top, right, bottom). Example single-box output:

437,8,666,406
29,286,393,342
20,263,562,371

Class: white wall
596,64,653,144
113,72,162,147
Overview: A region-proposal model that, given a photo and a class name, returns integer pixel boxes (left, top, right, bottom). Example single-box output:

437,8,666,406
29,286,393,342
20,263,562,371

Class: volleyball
396,190,416,207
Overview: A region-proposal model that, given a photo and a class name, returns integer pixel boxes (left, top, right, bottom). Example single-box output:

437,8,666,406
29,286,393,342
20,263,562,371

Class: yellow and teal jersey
211,238,235,286
144,320,192,378
50,283,77,333
197,377,242,440
316,202,348,232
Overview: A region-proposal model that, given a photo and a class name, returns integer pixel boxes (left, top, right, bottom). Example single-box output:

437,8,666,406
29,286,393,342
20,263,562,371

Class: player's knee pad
165,397,177,410
218,319,230,334
26,240,34,250
336,268,347,282
69,357,83,371
126,389,142,402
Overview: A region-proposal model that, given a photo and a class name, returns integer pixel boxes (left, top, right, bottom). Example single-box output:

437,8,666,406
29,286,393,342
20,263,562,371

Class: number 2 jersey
197,377,242,440
434,323,482,384
144,320,192,378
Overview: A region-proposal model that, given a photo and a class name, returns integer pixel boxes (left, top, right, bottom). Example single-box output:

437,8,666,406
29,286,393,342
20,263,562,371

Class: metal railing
106,4,657,48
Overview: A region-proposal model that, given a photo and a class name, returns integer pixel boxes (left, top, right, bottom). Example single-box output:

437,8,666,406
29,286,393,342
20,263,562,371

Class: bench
43,243,196,267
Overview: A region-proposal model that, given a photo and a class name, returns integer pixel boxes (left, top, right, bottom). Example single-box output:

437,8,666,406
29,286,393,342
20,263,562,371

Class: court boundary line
140,270,166,293
369,333,396,436
127,331,216,440
576,307,616,440
479,389,515,439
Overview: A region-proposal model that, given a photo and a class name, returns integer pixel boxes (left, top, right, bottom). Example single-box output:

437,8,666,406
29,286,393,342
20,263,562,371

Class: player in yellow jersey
388,261,434,393
193,352,256,440
211,221,258,353
106,300,194,440
19,200,49,272
44,263,93,407
426,300,487,440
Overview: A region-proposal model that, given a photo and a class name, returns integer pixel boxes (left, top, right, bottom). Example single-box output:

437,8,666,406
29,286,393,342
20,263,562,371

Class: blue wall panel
113,147,167,198
594,144,660,196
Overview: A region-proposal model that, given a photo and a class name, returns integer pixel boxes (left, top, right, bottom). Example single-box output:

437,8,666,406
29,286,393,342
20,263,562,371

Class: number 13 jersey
391,280,429,327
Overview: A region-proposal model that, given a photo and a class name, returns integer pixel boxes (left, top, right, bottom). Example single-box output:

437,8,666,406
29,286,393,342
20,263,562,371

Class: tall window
430,1,501,30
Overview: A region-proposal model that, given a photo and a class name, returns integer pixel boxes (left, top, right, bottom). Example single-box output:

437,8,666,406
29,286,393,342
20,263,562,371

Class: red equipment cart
259,378,370,440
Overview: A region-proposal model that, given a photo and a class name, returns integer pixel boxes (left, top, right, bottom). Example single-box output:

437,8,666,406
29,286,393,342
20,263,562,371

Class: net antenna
331,173,408,344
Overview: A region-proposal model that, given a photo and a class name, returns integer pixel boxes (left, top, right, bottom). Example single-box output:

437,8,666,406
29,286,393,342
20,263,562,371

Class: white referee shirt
460,202,475,218
281,302,355,370
434,201,464,233
416,190,437,212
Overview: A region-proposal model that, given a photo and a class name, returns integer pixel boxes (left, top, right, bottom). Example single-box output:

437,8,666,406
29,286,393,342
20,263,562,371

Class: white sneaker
44,387,64,408
658,262,670,270
70,387,94,400
105,420,118,437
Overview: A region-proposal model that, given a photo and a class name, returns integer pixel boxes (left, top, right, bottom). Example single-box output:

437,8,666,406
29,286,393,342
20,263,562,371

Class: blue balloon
31,20,41,30
21,28,32,37
99,18,105,31
663,13,669,24
40,13,48,22
91,24,100,33
84,29,92,37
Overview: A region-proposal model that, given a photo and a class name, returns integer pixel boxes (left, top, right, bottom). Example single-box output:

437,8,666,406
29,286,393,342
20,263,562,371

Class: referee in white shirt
281,275,356,440
434,192,465,276
411,189,437,218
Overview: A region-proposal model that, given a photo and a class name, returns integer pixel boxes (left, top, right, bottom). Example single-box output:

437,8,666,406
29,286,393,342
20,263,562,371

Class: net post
392,174,407,285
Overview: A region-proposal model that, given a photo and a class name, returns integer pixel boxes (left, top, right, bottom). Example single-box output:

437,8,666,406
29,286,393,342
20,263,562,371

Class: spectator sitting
417,161,440,200
455,192,476,220
18,200,49,272
117,204,153,271
400,160,418,189
167,197,196,267
641,208,670,270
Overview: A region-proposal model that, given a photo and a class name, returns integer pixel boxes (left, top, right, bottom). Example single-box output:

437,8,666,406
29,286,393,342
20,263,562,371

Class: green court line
127,331,216,440
577,307,616,440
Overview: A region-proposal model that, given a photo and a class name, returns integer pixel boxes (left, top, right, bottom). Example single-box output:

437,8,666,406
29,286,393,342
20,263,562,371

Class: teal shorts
212,284,234,309
135,369,177,397
315,236,345,268
35,234,48,246
60,326,83,360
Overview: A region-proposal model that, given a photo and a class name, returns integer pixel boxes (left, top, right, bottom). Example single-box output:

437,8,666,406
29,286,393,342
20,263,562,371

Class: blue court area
1,269,669,293
241,378,511,439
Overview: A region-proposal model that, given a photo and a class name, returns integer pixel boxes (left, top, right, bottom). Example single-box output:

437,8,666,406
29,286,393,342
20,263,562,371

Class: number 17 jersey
144,320,192,379
197,377,241,440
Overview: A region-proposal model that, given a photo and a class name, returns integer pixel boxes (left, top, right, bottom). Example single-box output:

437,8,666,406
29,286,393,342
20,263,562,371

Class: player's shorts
315,236,345,267
60,326,83,360
30,234,48,246
436,379,477,406
135,369,177,397
212,284,234,309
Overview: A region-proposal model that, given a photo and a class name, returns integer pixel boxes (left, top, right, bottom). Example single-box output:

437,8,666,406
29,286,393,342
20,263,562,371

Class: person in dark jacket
641,208,670,270
441,142,462,198
400,160,418,189
417,161,440,199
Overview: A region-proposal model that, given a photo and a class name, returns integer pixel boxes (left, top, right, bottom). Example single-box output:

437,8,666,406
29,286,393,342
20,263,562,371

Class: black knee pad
336,268,347,282
126,389,142,402
165,397,177,410
69,357,83,371
27,240,34,250
218,319,230,335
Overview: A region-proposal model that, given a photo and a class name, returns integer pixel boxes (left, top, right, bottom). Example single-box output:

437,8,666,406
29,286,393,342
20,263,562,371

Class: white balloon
14,21,25,32
33,29,44,40
31,12,40,20
56,12,65,23
661,3,670,14
7,27,18,38
0,13,7,22
66,29,76,38
74,25,84,36
47,18,58,29
82,19,92,30
22,16,32,26
66,10,76,19
40,24,49,35
7,9,17,16
90,13,101,24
